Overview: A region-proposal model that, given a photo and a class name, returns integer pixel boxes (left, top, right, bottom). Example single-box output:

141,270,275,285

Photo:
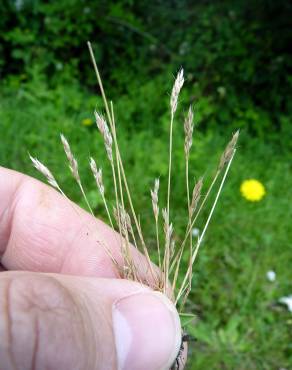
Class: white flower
192,228,200,237
279,295,292,313
15,0,23,11
217,86,226,98
56,62,63,71
266,270,276,282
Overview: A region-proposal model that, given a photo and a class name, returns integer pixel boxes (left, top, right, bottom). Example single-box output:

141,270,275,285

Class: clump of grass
30,41,239,369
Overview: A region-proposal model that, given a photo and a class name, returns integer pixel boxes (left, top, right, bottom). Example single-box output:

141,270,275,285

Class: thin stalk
186,159,190,209
88,42,158,284
155,221,161,269
180,170,220,252
110,161,121,224
171,156,192,292
176,150,236,304
78,182,94,216
186,156,193,294
172,247,184,291
101,193,114,230
110,101,125,211
167,112,174,222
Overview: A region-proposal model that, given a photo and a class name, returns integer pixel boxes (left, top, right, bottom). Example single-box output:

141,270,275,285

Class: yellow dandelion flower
82,118,93,126
240,179,266,202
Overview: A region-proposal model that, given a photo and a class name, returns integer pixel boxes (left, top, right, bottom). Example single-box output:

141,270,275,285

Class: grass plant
27,42,239,368
0,53,290,369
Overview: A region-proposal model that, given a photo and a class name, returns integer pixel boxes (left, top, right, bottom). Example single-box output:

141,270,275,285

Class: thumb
0,271,182,370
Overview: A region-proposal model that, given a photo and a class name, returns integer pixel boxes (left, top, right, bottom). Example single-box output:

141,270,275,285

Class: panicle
29,155,59,190
184,105,194,158
189,178,203,217
60,134,80,182
218,130,239,171
90,157,104,196
150,178,160,221
170,68,184,115
162,208,173,242
114,204,132,237
94,111,113,161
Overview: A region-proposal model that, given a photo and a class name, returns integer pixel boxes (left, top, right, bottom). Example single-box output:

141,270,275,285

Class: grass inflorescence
29,42,239,368
31,43,238,305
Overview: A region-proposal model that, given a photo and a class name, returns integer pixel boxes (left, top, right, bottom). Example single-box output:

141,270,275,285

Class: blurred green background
0,0,291,368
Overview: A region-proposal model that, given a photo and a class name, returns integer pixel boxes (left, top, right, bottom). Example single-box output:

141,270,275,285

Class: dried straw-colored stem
90,157,114,229
88,41,158,286
113,204,138,281
183,106,195,297
151,178,161,268
110,102,125,213
94,110,122,241
162,208,173,294
172,178,203,293
167,69,184,223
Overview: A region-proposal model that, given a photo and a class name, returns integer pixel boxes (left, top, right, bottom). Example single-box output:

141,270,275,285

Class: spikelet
90,157,104,196
218,130,239,171
189,178,203,218
162,211,173,245
29,155,60,190
170,68,184,116
94,111,113,161
150,178,160,221
184,105,194,158
60,134,80,182
114,204,132,237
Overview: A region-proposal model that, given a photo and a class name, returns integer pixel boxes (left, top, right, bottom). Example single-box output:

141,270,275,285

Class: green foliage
1,0,292,140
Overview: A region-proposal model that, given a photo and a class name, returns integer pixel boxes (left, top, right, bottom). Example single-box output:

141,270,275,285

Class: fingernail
112,291,181,370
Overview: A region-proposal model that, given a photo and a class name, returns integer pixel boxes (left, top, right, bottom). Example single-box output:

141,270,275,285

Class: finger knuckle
0,274,77,370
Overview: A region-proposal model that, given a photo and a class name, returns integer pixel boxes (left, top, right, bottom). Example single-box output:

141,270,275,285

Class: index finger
0,166,158,285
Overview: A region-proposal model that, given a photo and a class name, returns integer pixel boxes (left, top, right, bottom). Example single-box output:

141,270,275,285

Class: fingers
0,271,182,370
0,167,157,283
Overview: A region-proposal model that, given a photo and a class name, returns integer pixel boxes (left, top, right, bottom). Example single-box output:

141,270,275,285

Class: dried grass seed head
170,68,184,115
29,155,59,189
184,105,194,157
190,177,203,217
218,130,239,170
94,111,113,161
60,134,80,181
151,178,160,220
90,157,104,196
162,208,173,242
114,204,132,237
162,208,168,225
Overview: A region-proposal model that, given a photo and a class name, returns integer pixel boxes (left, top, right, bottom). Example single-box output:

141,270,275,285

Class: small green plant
29,42,239,369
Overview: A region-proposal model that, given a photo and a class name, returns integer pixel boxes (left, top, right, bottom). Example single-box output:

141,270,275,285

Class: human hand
0,167,184,370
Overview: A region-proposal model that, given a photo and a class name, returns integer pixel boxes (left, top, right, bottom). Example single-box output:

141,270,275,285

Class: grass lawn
0,78,291,369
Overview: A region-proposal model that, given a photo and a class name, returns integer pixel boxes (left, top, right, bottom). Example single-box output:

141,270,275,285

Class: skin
0,167,187,370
